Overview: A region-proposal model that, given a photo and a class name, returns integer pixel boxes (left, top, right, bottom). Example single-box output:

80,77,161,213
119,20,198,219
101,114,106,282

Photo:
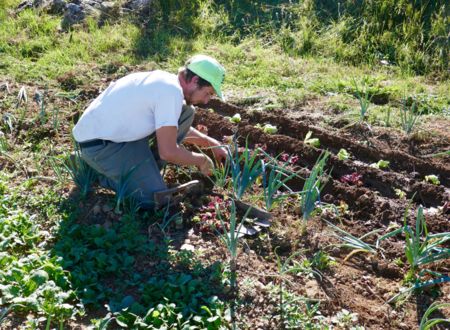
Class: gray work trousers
79,105,195,209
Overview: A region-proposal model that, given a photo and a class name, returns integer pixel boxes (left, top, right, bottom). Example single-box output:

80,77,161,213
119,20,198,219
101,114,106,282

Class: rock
42,0,66,14
103,219,112,229
180,243,195,251
92,204,101,215
125,0,152,11
102,204,113,212
61,3,85,29
305,279,321,298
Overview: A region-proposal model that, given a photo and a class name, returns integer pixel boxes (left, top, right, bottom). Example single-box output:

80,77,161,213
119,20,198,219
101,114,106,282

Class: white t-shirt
73,70,184,143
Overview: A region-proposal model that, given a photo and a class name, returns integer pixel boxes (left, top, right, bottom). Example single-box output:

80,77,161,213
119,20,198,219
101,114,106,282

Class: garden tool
154,180,203,210
234,199,272,237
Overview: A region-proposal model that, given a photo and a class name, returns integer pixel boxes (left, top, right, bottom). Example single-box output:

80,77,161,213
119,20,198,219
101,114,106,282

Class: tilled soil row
194,108,448,209
205,100,450,187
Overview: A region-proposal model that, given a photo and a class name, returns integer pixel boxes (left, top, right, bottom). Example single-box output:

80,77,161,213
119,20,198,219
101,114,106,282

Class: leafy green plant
400,99,421,134
131,272,228,329
370,159,390,169
394,188,406,199
304,131,320,147
419,301,450,330
229,113,241,123
337,148,350,161
255,123,278,134
331,308,360,328
424,175,440,185
310,250,337,271
300,151,329,222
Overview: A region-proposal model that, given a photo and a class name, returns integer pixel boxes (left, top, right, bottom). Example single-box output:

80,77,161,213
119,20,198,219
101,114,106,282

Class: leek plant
274,248,308,328
419,301,450,330
64,149,97,199
215,200,249,330
402,206,450,276
300,151,329,221
352,78,371,122
400,99,421,134
227,138,263,200
261,158,298,211
325,220,382,262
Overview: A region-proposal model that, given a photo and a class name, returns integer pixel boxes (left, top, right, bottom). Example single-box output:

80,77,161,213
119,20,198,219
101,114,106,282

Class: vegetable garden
1,0,449,329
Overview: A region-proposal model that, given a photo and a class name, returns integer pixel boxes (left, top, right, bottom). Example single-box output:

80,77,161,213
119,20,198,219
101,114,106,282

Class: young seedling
16,86,27,107
325,220,381,262
227,137,263,200
419,301,450,330
370,159,390,169
274,248,307,328
424,175,440,185
261,158,298,211
229,113,241,123
64,149,97,199
394,188,406,199
337,148,350,161
255,123,278,134
400,98,422,134
352,77,371,122
300,151,329,222
215,200,250,329
303,131,320,147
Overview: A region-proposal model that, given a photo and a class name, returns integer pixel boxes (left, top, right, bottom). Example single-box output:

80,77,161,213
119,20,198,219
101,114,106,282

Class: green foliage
370,159,390,169
64,150,97,199
261,158,297,211
112,273,229,329
424,175,440,185
227,138,263,200
352,77,371,122
400,99,422,134
300,151,329,221
53,217,150,306
0,182,83,328
337,148,350,161
303,131,320,147
402,206,450,275
419,301,450,330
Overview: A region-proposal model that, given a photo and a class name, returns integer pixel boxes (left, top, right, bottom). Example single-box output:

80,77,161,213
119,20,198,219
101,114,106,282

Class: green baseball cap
186,54,225,100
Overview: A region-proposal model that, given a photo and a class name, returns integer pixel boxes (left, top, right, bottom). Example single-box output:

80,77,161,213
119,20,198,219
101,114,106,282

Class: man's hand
211,145,228,163
185,127,229,163
198,155,214,176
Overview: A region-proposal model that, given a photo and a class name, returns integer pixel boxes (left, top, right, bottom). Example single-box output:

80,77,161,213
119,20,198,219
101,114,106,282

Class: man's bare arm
156,126,213,175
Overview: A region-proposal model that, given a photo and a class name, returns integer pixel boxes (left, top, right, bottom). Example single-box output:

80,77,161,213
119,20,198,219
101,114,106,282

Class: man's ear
190,75,199,85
